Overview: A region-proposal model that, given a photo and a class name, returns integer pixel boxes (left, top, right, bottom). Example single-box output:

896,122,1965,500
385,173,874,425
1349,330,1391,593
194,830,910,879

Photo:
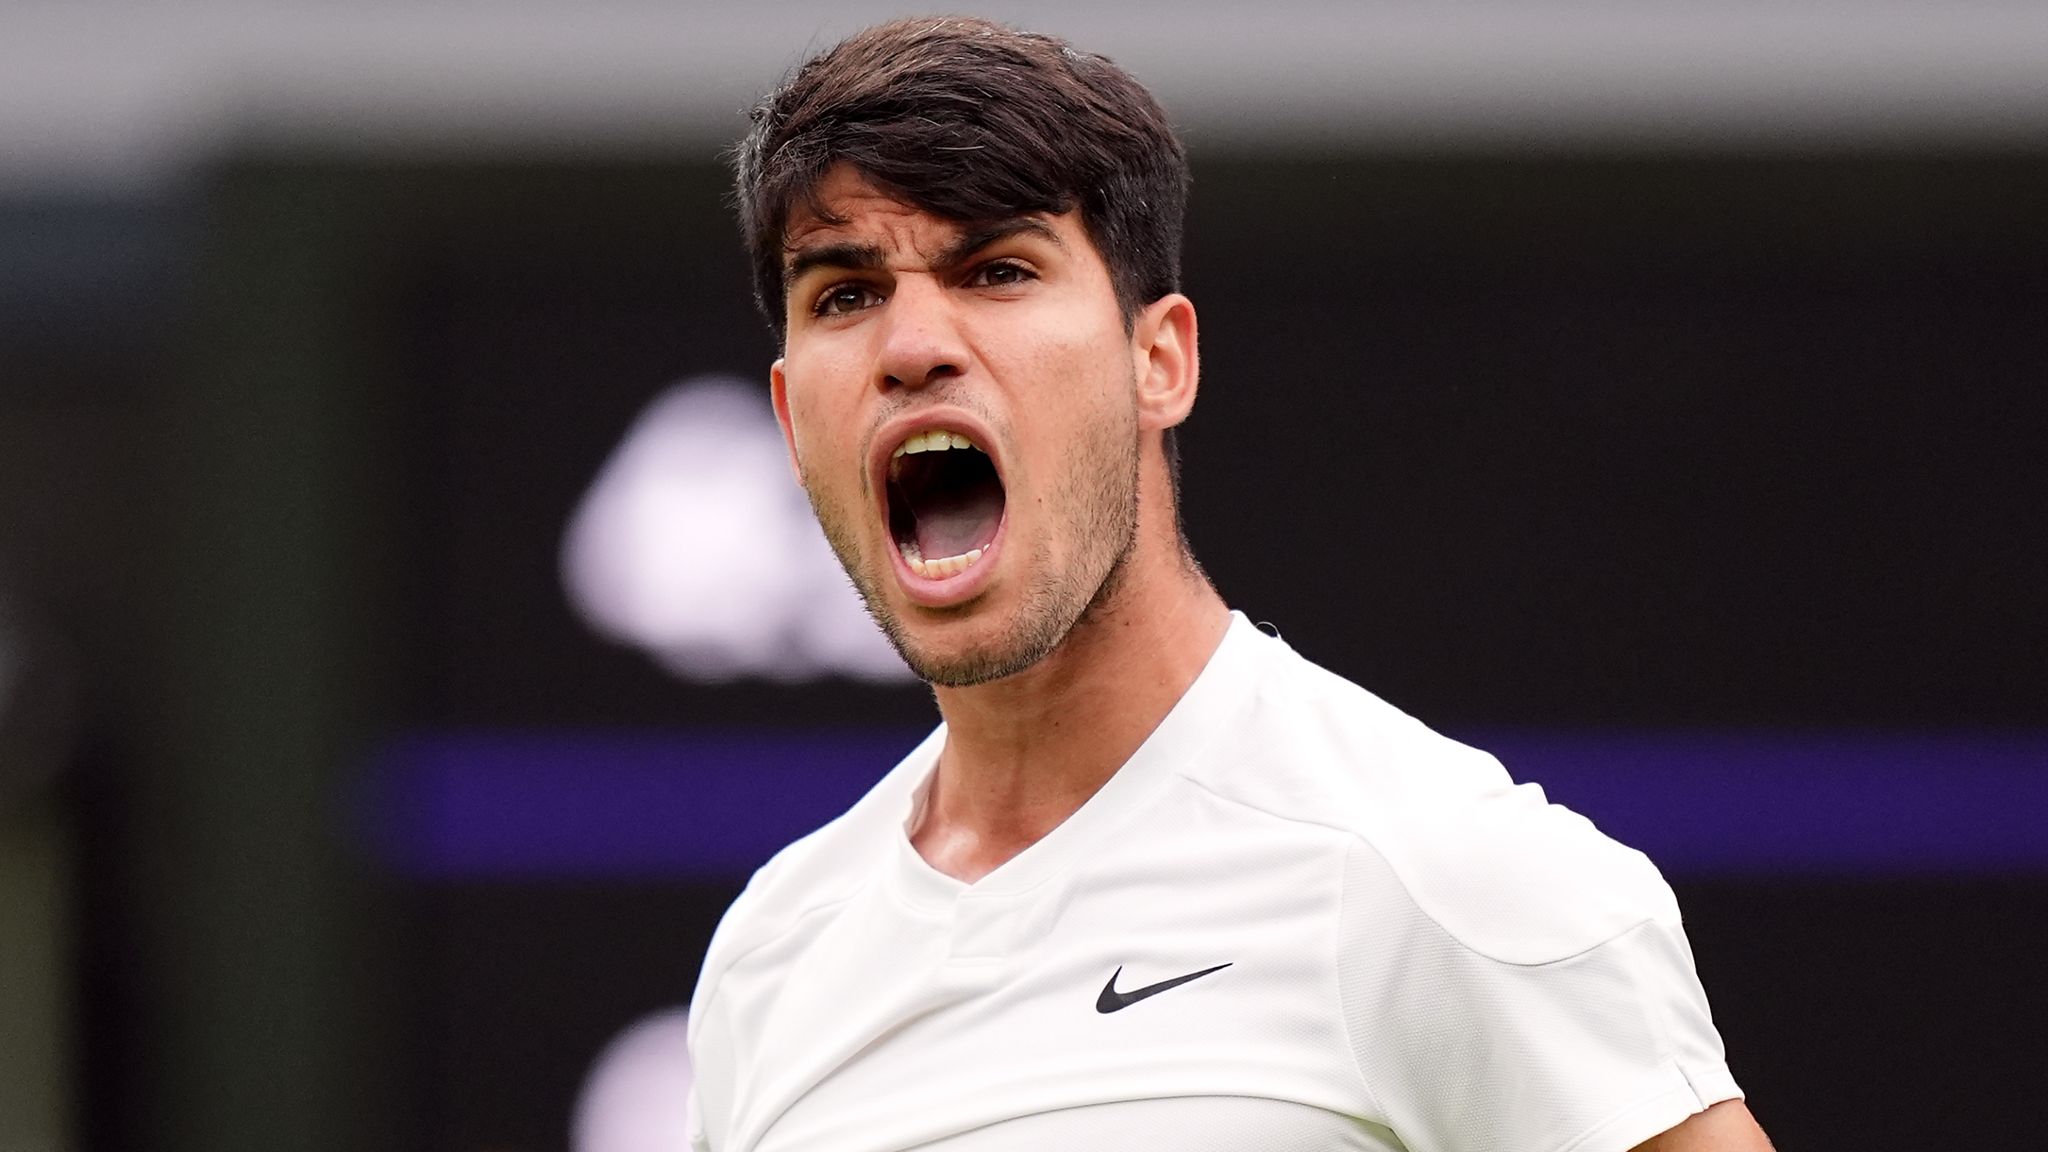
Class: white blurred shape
562,375,911,683
571,1008,694,1152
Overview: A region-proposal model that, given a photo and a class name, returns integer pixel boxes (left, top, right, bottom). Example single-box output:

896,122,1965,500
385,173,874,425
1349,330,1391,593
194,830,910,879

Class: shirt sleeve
686,1083,711,1152
1339,836,1742,1152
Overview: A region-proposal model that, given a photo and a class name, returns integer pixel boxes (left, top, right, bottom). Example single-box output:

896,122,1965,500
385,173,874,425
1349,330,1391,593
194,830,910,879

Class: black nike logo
1095,962,1233,1013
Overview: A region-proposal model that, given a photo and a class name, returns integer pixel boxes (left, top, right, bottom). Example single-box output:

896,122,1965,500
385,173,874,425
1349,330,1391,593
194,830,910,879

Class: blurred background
3,2,2045,1150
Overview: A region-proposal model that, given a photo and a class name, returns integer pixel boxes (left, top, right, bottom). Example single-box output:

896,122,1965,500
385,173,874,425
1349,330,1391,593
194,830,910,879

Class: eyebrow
782,216,1064,292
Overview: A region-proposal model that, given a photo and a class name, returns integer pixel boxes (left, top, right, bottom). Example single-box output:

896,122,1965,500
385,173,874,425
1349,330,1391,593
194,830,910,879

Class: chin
886,597,1064,688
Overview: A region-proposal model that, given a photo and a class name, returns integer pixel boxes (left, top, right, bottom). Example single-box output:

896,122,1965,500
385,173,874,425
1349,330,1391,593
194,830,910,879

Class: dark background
5,151,2044,1151
389,155,2048,731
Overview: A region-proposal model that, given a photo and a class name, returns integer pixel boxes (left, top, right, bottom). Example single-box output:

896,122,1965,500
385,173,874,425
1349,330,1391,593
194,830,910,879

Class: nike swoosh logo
1095,962,1233,1013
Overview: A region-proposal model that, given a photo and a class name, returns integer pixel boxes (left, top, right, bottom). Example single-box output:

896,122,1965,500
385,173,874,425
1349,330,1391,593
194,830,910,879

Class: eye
970,260,1035,289
813,282,881,317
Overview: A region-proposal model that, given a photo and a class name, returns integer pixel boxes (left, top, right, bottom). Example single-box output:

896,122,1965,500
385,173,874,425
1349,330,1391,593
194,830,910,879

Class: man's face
770,166,1144,687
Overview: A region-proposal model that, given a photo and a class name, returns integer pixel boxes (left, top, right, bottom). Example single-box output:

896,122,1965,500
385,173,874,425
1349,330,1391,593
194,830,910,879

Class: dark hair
733,16,1190,337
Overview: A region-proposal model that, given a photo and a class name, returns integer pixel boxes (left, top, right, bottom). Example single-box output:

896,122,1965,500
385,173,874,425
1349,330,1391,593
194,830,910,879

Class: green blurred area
2,800,70,1152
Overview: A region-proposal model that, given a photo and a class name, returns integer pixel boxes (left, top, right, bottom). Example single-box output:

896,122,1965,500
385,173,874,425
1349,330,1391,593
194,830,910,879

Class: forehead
783,166,960,258
781,164,1088,267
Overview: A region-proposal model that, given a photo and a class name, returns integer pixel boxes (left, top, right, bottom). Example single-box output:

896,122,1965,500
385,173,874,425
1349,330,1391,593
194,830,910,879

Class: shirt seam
694,885,867,1018
1168,774,1392,1127
1546,1060,1702,1152
1178,772,1665,969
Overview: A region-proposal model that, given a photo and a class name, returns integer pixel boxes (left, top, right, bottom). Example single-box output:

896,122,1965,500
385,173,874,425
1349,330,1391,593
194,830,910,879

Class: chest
711,830,1377,1151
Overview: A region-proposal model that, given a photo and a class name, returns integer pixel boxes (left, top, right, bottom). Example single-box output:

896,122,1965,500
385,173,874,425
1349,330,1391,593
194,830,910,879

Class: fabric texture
686,613,1739,1151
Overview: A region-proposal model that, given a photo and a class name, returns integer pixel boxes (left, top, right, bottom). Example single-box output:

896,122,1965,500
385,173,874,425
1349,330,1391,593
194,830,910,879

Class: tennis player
687,17,1772,1151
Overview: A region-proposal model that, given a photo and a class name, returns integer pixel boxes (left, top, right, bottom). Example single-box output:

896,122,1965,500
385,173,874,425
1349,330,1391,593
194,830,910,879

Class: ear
768,358,806,487
1131,293,1199,434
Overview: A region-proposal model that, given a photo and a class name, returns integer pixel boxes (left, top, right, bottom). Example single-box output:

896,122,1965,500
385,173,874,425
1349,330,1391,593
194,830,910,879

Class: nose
874,275,966,392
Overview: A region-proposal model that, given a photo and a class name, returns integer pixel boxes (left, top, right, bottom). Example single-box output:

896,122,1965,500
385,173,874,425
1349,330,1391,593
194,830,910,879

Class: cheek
1045,330,1138,431
1006,313,1127,403
783,365,861,465
1006,336,1134,498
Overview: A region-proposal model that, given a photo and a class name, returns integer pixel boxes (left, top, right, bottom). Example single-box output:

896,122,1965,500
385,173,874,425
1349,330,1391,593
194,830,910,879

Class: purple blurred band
364,729,2048,880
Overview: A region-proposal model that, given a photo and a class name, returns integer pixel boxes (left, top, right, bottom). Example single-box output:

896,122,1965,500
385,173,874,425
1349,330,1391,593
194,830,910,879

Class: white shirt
687,613,1740,1152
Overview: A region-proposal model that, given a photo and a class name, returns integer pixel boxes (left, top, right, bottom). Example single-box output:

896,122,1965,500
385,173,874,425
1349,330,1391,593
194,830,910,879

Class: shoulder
689,727,940,1014
1198,633,1677,965
1358,777,1679,965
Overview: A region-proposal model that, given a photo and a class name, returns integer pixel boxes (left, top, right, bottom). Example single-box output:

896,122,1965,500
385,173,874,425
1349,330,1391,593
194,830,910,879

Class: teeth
900,543,986,580
891,429,982,459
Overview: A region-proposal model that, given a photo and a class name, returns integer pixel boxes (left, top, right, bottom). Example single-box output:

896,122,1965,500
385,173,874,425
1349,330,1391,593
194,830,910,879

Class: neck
911,515,1231,884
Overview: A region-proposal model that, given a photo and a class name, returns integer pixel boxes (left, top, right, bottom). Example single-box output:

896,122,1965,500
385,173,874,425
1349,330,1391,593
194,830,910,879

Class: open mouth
886,429,1006,580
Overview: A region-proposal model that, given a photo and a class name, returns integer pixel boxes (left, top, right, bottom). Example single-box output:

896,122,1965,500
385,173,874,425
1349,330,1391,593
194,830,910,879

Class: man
688,17,1771,1151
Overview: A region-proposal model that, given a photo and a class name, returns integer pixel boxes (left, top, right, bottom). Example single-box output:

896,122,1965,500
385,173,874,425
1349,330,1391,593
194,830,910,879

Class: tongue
913,485,1003,560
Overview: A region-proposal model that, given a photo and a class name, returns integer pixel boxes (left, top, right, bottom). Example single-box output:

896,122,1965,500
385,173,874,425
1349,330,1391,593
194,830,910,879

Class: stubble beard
809,400,1141,689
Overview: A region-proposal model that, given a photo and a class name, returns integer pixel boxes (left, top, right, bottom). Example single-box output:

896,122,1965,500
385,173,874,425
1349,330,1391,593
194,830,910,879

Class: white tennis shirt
687,613,1740,1151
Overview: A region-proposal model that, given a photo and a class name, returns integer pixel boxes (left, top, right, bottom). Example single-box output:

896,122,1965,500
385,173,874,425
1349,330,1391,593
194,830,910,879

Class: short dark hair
733,16,1190,337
